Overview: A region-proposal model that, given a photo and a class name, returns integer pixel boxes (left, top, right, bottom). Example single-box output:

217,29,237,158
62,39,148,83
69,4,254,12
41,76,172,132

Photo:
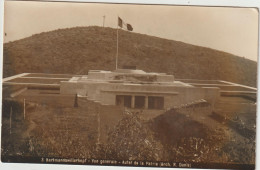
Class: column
145,96,148,109
131,95,135,108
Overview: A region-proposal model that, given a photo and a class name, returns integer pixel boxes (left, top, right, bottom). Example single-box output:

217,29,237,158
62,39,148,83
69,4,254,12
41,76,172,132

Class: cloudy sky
4,1,259,61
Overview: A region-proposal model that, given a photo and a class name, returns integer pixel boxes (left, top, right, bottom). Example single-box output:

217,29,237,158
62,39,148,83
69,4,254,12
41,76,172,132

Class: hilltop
3,26,257,87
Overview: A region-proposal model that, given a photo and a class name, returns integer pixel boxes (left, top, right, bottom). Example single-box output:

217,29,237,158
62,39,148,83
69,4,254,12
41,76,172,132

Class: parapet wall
87,70,174,83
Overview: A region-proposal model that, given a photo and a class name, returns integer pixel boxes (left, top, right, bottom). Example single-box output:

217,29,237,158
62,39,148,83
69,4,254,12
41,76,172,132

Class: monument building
60,69,220,110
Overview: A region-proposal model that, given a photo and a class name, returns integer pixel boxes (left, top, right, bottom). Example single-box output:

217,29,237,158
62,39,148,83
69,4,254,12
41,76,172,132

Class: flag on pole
118,17,133,31
116,16,134,70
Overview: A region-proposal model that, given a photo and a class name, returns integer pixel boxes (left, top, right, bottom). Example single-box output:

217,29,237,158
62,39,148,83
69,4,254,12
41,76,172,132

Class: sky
3,1,259,61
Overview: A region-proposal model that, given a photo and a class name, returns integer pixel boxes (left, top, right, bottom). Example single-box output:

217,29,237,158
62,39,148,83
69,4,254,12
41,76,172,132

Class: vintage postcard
1,1,258,169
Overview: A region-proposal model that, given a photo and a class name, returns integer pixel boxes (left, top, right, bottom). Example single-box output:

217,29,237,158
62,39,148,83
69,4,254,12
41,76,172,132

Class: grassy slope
3,26,257,87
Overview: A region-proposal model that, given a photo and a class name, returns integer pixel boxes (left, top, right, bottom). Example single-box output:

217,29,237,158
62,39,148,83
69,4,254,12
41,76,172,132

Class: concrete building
60,69,220,110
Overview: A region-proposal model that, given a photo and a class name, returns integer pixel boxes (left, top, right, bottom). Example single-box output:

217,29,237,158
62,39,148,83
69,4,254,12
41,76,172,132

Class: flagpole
116,22,119,70
103,15,105,27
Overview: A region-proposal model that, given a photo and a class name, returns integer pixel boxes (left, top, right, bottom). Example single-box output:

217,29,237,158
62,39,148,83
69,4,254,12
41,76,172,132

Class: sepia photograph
0,0,258,169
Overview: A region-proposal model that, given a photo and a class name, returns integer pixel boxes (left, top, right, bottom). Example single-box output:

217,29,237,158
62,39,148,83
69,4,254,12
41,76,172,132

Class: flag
127,24,133,31
118,17,123,28
118,17,133,31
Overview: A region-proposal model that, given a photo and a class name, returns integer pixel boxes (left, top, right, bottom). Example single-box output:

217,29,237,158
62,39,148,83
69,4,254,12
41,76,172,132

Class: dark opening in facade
148,96,164,109
135,96,145,108
116,95,131,108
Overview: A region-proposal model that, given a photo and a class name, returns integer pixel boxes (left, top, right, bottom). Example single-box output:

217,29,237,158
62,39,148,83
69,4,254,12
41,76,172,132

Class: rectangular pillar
131,95,135,108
